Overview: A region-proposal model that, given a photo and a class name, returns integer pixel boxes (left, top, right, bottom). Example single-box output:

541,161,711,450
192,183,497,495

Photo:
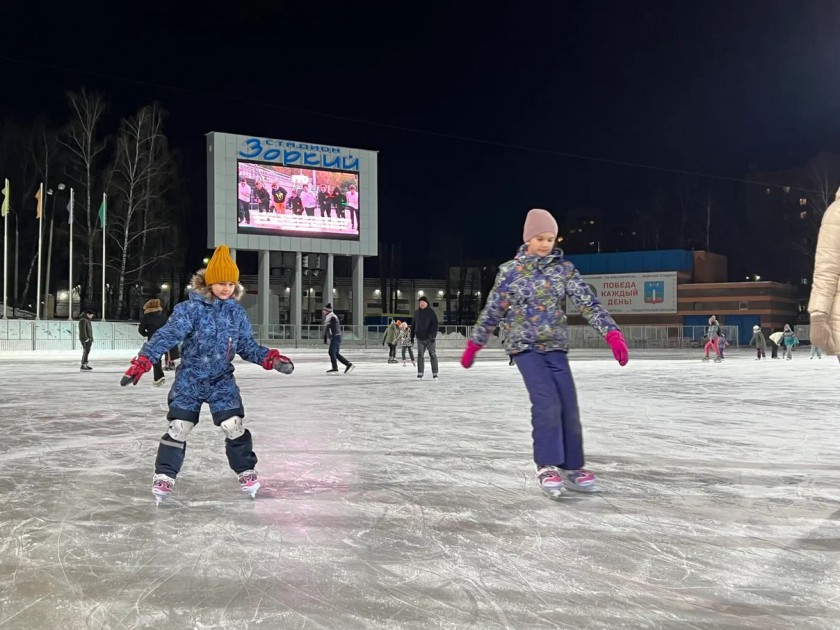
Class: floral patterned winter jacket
471,245,619,353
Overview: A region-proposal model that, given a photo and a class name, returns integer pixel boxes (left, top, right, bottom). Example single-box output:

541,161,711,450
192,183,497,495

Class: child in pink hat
460,209,629,499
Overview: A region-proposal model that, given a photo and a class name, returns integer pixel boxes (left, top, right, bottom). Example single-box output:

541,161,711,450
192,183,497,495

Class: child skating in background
398,321,415,366
769,330,783,359
782,324,799,360
810,342,823,359
749,325,767,360
460,208,629,499
717,332,728,360
703,315,722,363
120,245,293,502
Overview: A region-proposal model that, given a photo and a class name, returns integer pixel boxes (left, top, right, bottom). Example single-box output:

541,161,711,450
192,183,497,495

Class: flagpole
101,193,106,322
68,188,74,322
36,182,44,320
2,179,8,320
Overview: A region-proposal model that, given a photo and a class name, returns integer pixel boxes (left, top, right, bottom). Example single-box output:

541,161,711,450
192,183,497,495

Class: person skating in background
383,318,399,364
398,321,415,366
120,245,294,502
500,319,515,366
703,315,722,363
237,178,251,224
138,299,169,387
717,332,729,360
460,208,629,499
345,184,360,229
749,325,767,360
768,330,783,359
810,343,823,359
78,309,95,371
323,303,354,374
782,324,799,360
412,296,439,380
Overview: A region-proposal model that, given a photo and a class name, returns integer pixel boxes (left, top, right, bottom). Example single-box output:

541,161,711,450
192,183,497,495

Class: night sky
2,1,839,278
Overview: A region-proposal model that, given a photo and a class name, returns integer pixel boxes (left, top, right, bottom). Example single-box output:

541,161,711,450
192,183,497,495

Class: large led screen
237,160,360,240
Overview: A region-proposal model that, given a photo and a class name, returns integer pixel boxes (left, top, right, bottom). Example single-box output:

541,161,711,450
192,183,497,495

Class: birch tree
109,104,176,317
60,89,107,305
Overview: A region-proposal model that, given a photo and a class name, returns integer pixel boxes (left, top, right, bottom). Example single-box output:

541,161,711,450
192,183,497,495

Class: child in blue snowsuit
121,245,292,501
460,209,629,498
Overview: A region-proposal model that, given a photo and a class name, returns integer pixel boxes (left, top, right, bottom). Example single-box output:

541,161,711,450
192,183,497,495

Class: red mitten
263,349,294,374
460,340,482,369
605,330,629,366
120,355,153,386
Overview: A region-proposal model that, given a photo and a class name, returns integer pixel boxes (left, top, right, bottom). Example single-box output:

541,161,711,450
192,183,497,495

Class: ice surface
1,347,839,629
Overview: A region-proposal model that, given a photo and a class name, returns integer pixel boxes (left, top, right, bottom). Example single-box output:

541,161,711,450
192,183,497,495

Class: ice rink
1,347,839,629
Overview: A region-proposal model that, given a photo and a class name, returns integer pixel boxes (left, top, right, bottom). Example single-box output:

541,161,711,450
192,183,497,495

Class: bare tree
109,104,176,317
60,89,108,305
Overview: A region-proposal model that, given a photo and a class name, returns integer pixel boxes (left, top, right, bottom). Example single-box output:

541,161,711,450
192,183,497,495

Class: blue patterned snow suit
471,245,620,470
139,271,269,477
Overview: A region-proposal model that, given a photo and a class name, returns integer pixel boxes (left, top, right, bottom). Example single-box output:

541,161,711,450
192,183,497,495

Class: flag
35,186,42,219
1,179,8,217
67,199,72,224
97,194,106,228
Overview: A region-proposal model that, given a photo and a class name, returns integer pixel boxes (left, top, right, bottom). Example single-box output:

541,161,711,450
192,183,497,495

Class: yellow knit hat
204,245,239,284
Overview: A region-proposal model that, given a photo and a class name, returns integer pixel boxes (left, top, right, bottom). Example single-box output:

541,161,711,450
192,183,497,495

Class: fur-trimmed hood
143,299,163,314
190,269,246,302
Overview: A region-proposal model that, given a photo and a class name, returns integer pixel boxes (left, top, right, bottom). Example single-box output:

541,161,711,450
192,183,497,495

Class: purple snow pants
514,350,584,469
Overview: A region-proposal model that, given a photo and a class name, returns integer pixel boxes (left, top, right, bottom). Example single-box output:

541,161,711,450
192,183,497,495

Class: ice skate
536,466,565,500
417,373,423,379
238,470,260,498
433,374,439,380
152,474,175,504
563,469,598,493
702,357,709,363
344,363,355,374
713,357,722,363
153,377,166,387
326,368,339,375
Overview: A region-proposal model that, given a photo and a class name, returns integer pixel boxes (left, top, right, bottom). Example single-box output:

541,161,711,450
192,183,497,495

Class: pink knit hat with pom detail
522,208,558,243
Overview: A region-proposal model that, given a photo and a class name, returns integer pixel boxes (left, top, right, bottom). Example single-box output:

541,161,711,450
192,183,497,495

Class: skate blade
565,482,598,494
241,482,261,498
541,487,565,501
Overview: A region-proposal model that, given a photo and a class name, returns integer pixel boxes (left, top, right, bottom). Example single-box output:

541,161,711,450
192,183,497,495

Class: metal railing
0,320,740,352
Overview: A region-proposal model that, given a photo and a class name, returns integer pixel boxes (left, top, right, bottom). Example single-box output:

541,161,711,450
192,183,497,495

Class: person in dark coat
138,299,170,386
78,310,94,371
253,180,271,213
411,296,439,379
323,303,355,374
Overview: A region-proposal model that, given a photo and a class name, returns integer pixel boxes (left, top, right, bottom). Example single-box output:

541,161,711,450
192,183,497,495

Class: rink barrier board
0,321,749,352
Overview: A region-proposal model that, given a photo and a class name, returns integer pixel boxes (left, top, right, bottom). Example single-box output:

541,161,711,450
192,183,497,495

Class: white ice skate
563,469,598,493
536,466,565,500
152,474,175,504
238,470,260,498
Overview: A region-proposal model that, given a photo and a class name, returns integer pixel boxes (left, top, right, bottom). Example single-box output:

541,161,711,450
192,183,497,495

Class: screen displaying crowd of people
236,161,360,240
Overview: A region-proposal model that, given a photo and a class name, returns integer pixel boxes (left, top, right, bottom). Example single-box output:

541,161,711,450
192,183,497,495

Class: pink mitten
605,330,629,366
460,340,481,369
